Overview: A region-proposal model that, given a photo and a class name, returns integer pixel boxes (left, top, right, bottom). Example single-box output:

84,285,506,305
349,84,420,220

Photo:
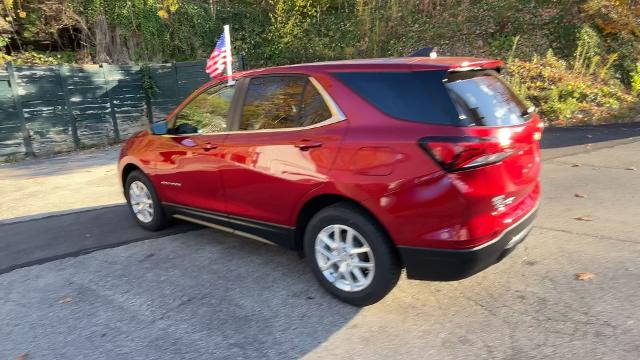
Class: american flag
206,31,230,79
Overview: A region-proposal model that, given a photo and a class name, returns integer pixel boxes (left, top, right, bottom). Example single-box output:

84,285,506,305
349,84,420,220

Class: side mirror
151,120,168,135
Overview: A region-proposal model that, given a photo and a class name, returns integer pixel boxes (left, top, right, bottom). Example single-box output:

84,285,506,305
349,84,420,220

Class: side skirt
163,203,296,249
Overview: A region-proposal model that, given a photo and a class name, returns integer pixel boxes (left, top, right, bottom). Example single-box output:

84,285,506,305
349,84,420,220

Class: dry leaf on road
625,166,637,171
575,272,595,281
573,216,593,221
14,353,28,360
58,297,73,304
574,193,587,198
571,163,581,167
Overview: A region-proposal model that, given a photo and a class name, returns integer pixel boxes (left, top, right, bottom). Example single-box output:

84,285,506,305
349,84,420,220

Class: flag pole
223,24,234,85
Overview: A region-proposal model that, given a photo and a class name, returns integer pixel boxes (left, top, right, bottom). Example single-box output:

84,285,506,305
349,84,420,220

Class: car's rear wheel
125,170,169,231
304,202,401,306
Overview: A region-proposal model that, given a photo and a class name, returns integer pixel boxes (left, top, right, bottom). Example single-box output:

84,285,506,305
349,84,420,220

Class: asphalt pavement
1,123,639,359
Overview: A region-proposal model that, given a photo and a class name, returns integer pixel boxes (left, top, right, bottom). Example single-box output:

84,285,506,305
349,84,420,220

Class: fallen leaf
625,166,637,171
58,297,73,304
573,216,593,221
585,144,592,149
14,353,28,360
571,163,582,167
574,193,587,198
575,272,595,281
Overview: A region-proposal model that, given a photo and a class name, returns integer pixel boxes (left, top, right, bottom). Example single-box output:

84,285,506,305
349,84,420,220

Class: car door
219,75,347,244
153,84,236,215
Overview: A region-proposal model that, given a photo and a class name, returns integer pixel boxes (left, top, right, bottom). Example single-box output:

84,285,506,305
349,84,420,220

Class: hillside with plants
1,0,639,126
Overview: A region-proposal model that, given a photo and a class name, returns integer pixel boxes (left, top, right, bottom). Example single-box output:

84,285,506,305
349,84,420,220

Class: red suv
119,57,542,306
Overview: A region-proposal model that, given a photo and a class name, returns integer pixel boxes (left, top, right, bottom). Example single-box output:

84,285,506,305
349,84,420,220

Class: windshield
445,70,529,126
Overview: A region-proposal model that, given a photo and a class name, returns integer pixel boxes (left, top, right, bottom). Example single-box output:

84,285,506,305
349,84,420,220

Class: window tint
173,86,235,134
240,76,305,130
333,71,460,125
240,76,332,131
300,81,332,127
445,70,528,126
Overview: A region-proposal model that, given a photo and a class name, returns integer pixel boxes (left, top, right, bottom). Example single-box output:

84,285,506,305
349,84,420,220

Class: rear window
333,71,460,125
445,70,528,126
334,70,528,126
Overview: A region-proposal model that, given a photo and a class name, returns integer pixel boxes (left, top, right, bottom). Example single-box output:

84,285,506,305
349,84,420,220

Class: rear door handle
201,142,218,151
295,139,322,151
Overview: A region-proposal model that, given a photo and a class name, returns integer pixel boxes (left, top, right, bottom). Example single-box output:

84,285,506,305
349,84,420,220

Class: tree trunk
210,0,216,18
94,14,110,63
93,13,132,64
110,26,132,64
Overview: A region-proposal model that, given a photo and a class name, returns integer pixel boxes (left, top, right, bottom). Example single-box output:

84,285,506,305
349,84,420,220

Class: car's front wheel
304,203,401,306
125,170,169,231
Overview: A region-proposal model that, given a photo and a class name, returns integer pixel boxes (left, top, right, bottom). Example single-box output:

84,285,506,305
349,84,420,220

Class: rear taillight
533,122,544,141
418,135,514,172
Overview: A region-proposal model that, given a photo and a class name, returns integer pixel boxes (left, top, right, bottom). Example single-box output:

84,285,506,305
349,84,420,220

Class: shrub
632,63,640,96
507,50,636,126
0,51,76,65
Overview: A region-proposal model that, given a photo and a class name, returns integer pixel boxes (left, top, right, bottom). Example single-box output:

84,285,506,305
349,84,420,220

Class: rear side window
445,70,528,126
333,71,460,125
300,81,332,127
240,76,333,131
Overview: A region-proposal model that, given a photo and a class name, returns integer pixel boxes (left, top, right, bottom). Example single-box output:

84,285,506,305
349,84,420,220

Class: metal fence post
6,62,35,157
101,63,121,142
58,64,80,150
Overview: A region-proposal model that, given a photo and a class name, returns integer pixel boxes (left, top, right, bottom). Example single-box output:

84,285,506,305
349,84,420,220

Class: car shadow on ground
0,205,199,274
0,208,361,359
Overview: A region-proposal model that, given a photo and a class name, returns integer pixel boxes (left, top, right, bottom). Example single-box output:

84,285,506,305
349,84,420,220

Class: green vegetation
1,0,638,125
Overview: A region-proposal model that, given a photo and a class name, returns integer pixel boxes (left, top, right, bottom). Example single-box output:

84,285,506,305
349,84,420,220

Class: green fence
0,60,211,161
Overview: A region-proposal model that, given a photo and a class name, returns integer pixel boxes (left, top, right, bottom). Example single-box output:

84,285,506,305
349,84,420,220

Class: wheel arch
121,163,142,187
293,193,396,257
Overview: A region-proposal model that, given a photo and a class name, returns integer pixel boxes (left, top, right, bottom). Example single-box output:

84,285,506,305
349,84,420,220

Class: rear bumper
398,207,537,281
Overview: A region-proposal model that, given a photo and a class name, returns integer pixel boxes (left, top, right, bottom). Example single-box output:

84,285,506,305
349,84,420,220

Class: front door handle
201,142,218,151
295,139,323,151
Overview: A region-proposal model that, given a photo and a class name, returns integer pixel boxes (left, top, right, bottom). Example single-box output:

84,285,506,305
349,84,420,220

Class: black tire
124,170,170,231
303,202,401,306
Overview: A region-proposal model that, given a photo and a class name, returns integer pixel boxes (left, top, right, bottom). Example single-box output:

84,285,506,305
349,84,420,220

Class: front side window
240,76,332,131
172,86,235,134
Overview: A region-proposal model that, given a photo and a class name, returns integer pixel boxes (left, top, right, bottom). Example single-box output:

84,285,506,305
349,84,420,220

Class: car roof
200,56,503,89
233,56,503,77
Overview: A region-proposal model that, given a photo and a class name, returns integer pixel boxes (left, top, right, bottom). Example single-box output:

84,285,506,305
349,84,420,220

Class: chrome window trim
309,77,346,121
162,75,346,137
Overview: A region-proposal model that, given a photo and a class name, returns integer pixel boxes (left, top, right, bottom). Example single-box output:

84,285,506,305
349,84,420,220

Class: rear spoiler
409,48,503,72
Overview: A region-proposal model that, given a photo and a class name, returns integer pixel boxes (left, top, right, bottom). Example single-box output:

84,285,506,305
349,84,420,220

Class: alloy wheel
314,224,375,292
128,180,154,223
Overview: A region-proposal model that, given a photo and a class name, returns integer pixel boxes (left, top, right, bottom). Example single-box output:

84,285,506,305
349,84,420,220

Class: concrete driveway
1,124,639,359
